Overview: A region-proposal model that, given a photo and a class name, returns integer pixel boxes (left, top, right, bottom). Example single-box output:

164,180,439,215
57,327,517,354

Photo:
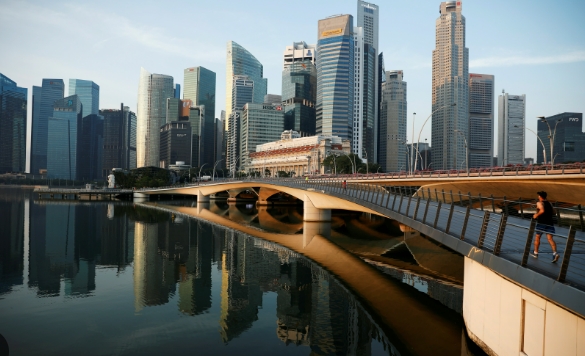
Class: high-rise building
282,42,317,137
537,113,584,164
183,67,216,167
377,52,385,160
159,121,192,169
77,114,104,180
240,103,284,171
215,117,225,170
185,106,204,168
69,79,99,116
497,92,525,166
174,84,181,99
468,73,494,168
101,104,137,175
379,70,407,172
136,68,174,168
225,41,267,121
316,15,354,141
431,1,469,170
356,0,379,163
47,95,82,179
0,73,27,174
31,79,64,174
227,76,254,174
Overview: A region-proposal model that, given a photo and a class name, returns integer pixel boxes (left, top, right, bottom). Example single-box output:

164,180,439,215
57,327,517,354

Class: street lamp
402,141,410,175
341,151,357,175
198,163,208,182
411,112,416,175
414,103,457,173
362,148,369,175
453,129,468,173
212,159,223,181
538,116,563,165
515,125,546,165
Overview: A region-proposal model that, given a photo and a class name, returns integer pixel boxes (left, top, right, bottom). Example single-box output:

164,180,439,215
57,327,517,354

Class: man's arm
533,201,544,219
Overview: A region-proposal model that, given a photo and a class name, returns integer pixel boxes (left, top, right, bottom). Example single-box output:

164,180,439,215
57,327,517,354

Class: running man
532,191,560,263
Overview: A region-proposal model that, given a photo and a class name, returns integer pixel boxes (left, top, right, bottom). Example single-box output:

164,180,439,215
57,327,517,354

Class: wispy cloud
471,50,585,68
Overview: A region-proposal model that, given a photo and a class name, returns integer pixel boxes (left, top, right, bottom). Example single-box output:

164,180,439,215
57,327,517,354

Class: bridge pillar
303,194,331,222
302,221,331,247
133,192,149,201
197,191,209,203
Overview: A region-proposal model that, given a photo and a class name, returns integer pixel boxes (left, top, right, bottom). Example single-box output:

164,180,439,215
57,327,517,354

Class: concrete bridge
137,177,585,355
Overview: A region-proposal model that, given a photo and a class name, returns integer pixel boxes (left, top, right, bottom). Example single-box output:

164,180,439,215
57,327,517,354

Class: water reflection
0,189,481,355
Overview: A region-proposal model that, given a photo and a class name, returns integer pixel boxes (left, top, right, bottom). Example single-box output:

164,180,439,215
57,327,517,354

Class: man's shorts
536,223,555,234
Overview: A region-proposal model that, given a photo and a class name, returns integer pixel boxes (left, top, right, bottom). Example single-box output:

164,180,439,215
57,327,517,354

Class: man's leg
533,233,542,256
547,233,559,262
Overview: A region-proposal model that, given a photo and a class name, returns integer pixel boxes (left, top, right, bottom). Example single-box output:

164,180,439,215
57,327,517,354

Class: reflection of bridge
138,177,585,356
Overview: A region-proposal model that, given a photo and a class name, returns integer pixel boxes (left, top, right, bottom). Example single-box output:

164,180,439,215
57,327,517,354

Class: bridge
136,175,585,356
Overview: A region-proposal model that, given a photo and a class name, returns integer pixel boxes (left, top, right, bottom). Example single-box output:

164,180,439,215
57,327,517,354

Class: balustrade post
428,188,431,201
458,191,463,206
423,198,431,223
442,189,446,203
460,205,471,240
493,214,508,255
434,189,439,202
478,193,484,211
468,192,472,207
477,211,491,248
519,198,524,217
490,194,496,213
377,187,384,205
450,190,454,204
421,189,426,199
398,193,404,213
414,196,421,220
386,190,392,209
406,194,413,217
521,220,537,267
555,202,562,225
433,201,443,229
445,203,455,233
578,204,584,231
392,193,398,210
503,195,508,216
557,226,577,282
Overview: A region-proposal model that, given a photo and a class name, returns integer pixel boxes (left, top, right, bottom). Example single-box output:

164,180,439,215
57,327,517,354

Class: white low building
248,130,350,176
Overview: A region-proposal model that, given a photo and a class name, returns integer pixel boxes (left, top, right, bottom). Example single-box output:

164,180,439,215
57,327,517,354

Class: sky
1,0,584,171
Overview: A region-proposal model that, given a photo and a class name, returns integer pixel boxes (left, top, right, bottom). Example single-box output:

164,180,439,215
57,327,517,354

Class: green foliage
322,153,363,174
114,167,171,189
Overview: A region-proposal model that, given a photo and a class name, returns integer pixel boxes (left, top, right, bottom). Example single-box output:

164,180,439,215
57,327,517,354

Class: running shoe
552,253,559,263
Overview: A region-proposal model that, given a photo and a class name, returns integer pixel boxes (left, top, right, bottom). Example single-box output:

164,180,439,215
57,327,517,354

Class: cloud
470,50,585,68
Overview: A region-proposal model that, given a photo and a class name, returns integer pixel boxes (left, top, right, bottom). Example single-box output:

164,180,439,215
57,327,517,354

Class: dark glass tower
47,95,82,180
0,73,27,173
101,104,137,175
77,114,104,180
31,79,64,174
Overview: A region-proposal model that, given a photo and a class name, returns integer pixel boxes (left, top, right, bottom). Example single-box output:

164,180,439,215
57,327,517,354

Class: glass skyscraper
0,73,27,174
77,114,104,180
47,95,82,179
225,41,267,121
379,70,407,172
497,93,525,166
31,79,64,174
69,79,99,116
282,42,317,137
240,103,284,171
468,73,494,168
316,15,354,142
537,113,585,164
101,104,137,174
183,66,216,167
136,68,174,168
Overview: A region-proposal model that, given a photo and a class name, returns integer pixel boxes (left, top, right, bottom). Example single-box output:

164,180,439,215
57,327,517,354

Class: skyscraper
47,95,82,179
225,41,267,121
316,15,354,141
159,121,192,169
431,1,469,170
0,73,27,174
497,92,525,166
136,68,174,167
69,79,99,116
77,114,103,180
101,104,137,174
31,79,64,174
356,0,379,163
468,73,494,168
227,75,254,174
240,103,284,171
379,70,407,172
183,67,216,167
282,42,317,137
537,113,585,164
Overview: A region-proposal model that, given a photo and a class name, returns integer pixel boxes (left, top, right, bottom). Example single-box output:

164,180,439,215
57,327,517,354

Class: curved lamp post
538,116,563,165
198,163,208,182
414,103,457,173
212,159,223,181
453,129,468,173
515,125,546,165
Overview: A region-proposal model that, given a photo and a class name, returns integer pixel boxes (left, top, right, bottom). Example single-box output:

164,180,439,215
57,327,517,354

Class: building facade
316,15,354,141
240,103,285,171
248,130,351,176
101,104,137,175
537,112,584,164
136,68,174,167
431,1,469,170
468,73,494,168
497,93,526,166
227,76,254,174
379,70,407,172
0,73,27,174
77,114,104,180
47,95,82,179
69,79,99,117
282,42,317,137
31,79,64,174
159,121,192,169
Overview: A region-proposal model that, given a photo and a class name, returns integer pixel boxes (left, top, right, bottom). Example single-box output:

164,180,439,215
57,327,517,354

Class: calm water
0,188,482,355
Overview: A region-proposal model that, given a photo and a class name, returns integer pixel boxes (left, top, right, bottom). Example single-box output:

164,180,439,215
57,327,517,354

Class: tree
322,153,362,174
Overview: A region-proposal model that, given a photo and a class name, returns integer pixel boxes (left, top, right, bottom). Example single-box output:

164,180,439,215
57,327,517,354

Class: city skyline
1,0,584,171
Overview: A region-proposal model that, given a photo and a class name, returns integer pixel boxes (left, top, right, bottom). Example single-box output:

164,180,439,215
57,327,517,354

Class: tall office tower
0,73,27,173
215,117,225,169
136,68,174,167
101,104,137,175
240,103,284,171
69,79,99,116
379,70,407,172
159,121,192,169
186,106,204,168
227,76,254,174
31,79,64,174
174,84,181,99
537,113,584,164
377,52,385,160
47,95,82,179
468,74,494,168
316,15,354,141
282,41,317,137
431,1,469,170
77,114,104,180
497,92,525,166
356,0,379,162
225,41,267,121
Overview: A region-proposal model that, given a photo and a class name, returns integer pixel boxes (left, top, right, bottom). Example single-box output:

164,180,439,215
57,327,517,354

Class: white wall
463,257,585,356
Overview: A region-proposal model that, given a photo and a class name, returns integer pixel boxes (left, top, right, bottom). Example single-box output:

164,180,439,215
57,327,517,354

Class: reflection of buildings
0,192,25,294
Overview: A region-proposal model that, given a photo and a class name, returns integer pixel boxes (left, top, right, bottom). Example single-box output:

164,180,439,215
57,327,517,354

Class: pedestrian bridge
137,177,585,355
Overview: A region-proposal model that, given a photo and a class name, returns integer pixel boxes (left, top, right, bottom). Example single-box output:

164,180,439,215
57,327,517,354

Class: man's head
537,191,548,200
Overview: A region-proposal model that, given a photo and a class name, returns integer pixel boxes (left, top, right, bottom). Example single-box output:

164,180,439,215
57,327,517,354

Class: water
0,188,483,355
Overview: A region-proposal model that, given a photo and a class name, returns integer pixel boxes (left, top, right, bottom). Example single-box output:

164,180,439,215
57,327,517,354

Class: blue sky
1,0,584,168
